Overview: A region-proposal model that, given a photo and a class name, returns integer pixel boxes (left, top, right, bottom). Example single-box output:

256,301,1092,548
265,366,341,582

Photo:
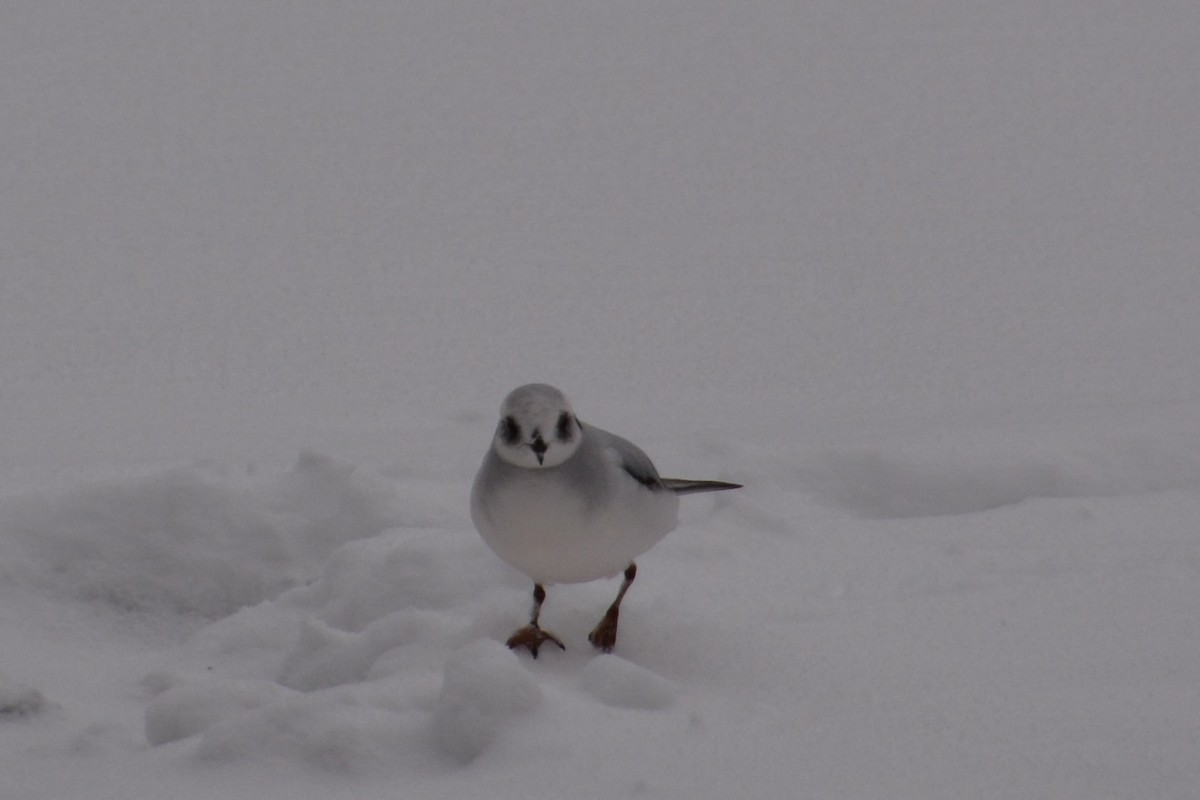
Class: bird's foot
505,624,565,658
587,609,620,653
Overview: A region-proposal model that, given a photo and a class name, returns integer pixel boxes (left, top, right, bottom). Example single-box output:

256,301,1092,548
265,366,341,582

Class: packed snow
3,2,1199,799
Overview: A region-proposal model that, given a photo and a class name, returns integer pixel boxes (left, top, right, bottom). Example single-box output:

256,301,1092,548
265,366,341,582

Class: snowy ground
3,3,1199,799
4,409,1200,799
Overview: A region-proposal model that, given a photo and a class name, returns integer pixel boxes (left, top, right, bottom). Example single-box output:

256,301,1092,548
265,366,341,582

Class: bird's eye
500,416,522,445
555,412,574,441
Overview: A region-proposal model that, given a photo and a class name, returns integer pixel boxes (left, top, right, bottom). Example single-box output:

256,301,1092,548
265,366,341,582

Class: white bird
471,384,741,656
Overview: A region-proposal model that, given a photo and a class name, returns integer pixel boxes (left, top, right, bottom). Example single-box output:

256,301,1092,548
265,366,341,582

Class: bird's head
492,383,582,469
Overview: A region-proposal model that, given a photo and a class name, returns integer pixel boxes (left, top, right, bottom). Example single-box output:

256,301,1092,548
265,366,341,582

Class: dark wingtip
660,478,743,495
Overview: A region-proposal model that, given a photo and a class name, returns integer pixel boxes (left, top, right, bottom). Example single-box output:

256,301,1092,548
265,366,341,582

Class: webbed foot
506,624,565,658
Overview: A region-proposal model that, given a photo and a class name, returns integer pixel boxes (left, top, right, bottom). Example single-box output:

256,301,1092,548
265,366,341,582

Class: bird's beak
530,435,548,465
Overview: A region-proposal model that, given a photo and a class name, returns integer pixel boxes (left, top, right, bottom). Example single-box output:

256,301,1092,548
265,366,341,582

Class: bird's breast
471,466,679,584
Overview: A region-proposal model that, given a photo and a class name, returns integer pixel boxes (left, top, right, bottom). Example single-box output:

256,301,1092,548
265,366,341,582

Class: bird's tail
660,478,743,495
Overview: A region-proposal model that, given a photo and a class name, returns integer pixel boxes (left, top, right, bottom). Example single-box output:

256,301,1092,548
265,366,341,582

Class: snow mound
194,690,426,775
277,607,472,692
125,484,535,772
580,655,678,710
144,675,299,746
299,527,489,633
253,526,504,693
807,453,1071,518
0,673,48,719
801,431,1200,519
432,640,542,762
3,452,414,618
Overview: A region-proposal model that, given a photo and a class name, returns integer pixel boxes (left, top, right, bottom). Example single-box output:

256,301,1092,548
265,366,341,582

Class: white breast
471,463,680,584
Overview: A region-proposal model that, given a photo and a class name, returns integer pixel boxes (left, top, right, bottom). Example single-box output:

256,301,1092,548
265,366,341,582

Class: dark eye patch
555,412,575,441
500,416,522,445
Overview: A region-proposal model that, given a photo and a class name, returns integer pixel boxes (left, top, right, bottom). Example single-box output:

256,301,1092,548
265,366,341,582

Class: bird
470,383,741,657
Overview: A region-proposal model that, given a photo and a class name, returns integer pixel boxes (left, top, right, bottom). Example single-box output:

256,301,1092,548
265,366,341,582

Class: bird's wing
582,422,667,490
580,422,741,495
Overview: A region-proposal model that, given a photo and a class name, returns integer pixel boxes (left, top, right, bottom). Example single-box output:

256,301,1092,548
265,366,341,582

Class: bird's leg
506,583,565,658
588,563,637,653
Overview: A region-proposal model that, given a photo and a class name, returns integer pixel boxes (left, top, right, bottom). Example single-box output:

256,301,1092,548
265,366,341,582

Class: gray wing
579,421,667,490
580,422,742,494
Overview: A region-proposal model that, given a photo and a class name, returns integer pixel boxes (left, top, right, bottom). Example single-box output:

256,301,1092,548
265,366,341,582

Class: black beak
530,435,548,465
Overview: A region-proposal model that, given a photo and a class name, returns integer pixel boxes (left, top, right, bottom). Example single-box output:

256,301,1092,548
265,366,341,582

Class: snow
0,674,48,719
580,654,678,711
433,640,544,763
3,2,1200,798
